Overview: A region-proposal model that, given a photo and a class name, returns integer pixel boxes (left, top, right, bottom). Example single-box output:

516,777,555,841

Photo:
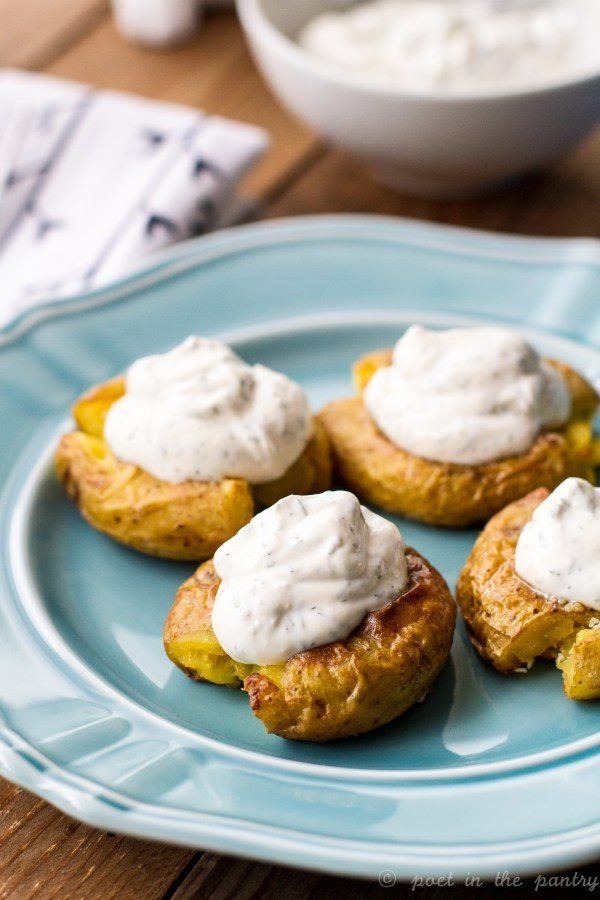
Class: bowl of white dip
237,0,600,197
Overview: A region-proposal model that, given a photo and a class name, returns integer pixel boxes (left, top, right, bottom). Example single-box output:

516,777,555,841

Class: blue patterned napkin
0,69,268,327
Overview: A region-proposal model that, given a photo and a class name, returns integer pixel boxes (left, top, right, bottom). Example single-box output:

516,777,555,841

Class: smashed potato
457,488,600,700
319,350,598,527
164,549,456,742
56,377,331,560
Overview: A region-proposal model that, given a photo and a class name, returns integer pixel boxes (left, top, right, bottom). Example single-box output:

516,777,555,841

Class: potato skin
56,431,255,560
456,488,600,699
164,559,255,684
319,351,598,527
548,359,599,422
557,628,600,701
164,549,456,742
56,377,331,561
252,418,331,509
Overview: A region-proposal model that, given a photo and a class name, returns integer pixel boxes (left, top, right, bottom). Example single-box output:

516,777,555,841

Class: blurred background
1,0,598,324
1,0,598,253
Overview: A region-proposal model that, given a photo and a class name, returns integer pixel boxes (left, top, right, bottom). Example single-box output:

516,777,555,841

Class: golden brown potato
252,417,332,508
72,376,126,438
319,350,598,527
456,488,600,700
55,431,255,561
353,350,599,423
557,628,600,701
56,378,331,561
164,549,456,742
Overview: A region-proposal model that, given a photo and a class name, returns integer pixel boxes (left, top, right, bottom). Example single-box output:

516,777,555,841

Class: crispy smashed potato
319,350,598,527
55,430,254,560
557,628,600,701
56,377,331,560
164,549,456,741
457,488,600,700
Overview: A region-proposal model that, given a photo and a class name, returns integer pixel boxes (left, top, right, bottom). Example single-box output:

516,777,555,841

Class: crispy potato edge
164,549,456,742
57,378,331,560
456,489,600,700
319,350,598,528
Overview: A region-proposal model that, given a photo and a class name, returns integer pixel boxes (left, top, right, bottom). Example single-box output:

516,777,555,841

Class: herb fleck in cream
364,325,570,466
104,336,312,483
211,491,407,664
515,478,600,611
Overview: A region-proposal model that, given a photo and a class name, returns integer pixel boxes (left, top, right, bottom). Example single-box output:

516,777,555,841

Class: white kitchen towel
0,69,268,328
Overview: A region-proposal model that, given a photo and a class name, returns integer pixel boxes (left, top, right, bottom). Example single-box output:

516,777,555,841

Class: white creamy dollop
515,478,600,611
363,325,570,466
104,336,312,484
299,0,581,92
211,491,408,664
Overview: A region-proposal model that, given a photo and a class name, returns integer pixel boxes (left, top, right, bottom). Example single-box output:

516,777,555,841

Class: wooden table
1,3,599,897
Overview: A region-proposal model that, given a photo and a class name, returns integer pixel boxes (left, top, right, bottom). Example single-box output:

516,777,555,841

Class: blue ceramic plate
1,216,599,880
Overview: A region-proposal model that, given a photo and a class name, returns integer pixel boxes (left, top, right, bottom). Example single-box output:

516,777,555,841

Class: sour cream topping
515,478,600,611
104,336,312,484
299,0,581,92
363,325,570,466
211,491,408,665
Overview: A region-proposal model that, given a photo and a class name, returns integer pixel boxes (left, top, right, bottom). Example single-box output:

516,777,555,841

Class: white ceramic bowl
237,0,600,197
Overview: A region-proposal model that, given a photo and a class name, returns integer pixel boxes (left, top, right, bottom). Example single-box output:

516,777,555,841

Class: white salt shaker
113,0,202,47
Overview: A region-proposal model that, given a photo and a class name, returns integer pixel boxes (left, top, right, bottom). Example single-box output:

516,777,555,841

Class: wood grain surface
1,2,599,897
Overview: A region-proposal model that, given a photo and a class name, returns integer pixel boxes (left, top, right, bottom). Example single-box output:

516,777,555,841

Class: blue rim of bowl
3,707,600,880
2,213,600,349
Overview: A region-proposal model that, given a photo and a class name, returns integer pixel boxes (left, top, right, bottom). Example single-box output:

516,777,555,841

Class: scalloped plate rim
2,214,599,349
2,215,600,879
